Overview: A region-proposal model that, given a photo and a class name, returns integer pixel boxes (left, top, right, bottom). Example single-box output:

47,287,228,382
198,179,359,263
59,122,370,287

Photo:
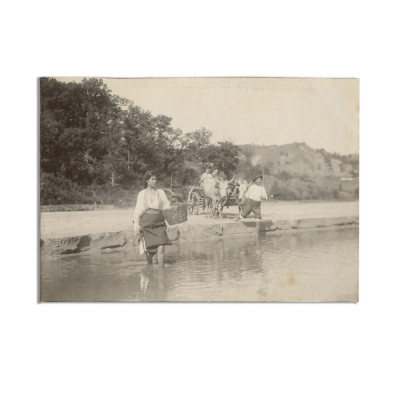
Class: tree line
40,78,240,204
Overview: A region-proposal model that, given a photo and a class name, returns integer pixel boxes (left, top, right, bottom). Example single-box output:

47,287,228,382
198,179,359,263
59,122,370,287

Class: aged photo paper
40,77,359,302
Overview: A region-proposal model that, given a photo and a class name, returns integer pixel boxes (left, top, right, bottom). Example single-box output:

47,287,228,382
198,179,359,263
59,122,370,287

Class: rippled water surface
41,227,358,302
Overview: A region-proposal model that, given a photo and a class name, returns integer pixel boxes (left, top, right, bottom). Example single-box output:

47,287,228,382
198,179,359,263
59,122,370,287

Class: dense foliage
40,78,240,204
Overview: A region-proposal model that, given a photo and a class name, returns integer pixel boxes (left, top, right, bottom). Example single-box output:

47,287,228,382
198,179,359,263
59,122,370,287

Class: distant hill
236,143,359,200
239,142,358,179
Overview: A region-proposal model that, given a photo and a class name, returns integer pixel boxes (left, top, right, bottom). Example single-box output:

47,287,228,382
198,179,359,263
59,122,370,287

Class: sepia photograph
5,1,400,399
40,77,359,302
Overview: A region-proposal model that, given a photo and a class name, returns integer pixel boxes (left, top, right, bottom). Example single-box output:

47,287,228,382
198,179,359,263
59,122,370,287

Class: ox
236,179,249,213
219,179,237,213
219,179,229,203
202,178,223,217
203,178,247,217
221,179,249,215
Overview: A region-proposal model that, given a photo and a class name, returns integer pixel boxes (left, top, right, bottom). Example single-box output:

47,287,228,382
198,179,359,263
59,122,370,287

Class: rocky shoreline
40,215,359,258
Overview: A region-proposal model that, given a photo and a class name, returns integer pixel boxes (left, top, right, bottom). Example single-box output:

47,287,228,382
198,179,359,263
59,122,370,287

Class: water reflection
41,227,358,302
139,264,166,301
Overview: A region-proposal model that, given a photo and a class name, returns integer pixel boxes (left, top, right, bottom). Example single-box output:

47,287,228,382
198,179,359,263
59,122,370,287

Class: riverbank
40,201,358,258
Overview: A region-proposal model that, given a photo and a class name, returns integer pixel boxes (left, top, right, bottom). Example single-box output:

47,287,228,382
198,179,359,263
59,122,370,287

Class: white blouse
133,188,171,229
245,184,268,202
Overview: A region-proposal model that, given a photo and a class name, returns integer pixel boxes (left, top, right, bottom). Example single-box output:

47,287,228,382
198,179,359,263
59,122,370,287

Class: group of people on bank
199,162,268,219
133,165,268,270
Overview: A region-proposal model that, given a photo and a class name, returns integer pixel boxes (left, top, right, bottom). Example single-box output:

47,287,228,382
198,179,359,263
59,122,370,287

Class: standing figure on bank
133,171,171,267
212,168,220,182
239,175,268,220
200,163,214,187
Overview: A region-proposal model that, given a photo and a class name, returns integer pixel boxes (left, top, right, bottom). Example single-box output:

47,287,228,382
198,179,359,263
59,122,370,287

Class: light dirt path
40,201,359,239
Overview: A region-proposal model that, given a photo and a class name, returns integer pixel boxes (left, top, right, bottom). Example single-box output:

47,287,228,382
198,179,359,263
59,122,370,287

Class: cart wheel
188,191,201,215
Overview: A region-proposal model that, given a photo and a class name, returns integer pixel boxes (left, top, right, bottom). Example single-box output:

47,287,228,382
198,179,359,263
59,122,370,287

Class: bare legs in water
145,245,165,268
141,245,165,293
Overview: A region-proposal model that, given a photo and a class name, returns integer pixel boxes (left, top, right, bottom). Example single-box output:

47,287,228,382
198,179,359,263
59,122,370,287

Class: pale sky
56,77,359,155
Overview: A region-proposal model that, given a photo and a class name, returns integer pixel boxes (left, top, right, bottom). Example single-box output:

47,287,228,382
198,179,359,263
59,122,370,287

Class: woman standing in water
133,171,171,268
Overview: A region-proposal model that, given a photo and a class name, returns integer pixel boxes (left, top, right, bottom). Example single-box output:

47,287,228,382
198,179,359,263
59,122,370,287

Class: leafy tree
198,141,240,179
181,127,212,157
40,77,125,185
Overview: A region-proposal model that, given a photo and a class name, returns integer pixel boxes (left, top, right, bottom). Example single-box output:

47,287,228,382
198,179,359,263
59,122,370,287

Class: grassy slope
237,143,359,200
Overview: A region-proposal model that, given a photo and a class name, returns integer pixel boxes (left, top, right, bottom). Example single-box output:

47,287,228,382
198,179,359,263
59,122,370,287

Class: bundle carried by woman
163,201,187,225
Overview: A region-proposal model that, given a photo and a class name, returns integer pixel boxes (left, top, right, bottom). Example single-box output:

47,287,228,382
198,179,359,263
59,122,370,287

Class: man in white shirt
239,175,268,219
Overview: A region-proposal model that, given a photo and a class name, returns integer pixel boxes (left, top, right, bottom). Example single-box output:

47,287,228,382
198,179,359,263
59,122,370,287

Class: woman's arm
133,191,145,231
159,189,171,210
261,186,268,200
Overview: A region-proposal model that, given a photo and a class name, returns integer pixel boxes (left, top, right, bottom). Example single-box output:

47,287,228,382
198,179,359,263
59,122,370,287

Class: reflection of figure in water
140,267,150,294
133,171,172,268
139,264,166,299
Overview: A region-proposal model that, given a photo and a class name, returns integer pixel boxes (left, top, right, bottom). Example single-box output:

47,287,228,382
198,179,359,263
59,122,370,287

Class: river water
40,227,358,302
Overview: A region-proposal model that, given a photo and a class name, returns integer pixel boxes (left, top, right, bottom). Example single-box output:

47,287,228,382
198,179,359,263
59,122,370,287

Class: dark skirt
240,198,262,219
140,209,171,254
